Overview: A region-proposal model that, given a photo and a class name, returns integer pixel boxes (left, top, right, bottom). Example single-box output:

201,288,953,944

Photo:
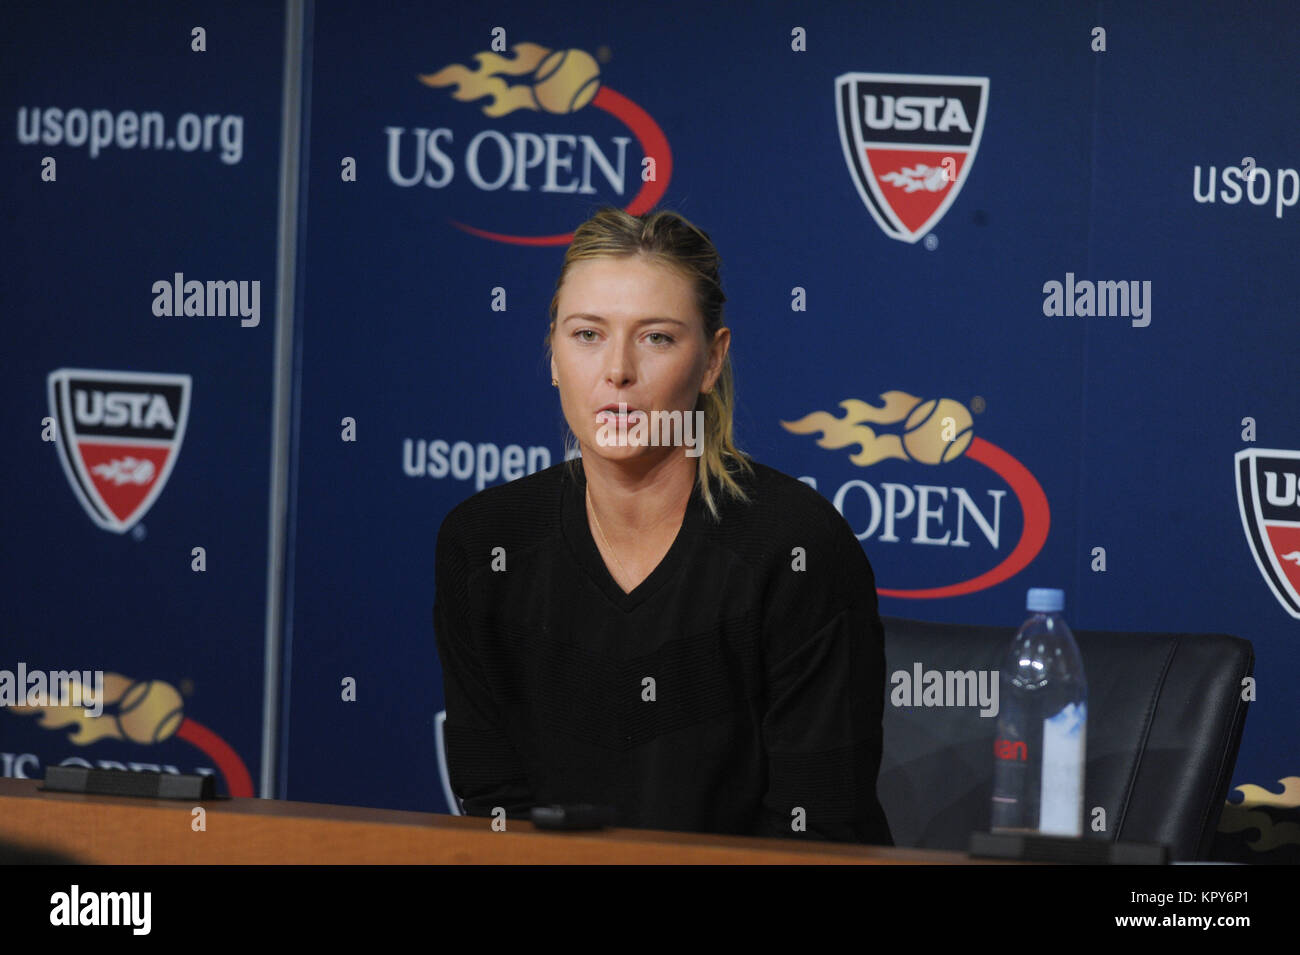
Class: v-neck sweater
433,456,893,845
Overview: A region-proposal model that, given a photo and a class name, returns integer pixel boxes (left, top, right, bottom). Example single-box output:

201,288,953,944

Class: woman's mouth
595,407,646,426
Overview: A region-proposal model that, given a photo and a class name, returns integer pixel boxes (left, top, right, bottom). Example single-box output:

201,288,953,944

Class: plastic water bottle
991,588,1087,837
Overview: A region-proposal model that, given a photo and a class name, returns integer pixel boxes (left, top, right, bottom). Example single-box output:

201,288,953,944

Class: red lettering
994,739,1027,761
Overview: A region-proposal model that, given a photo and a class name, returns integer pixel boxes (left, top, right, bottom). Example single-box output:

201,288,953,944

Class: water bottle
991,588,1087,836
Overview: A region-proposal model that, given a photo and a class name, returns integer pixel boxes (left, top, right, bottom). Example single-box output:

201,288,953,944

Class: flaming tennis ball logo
419,42,602,118
531,49,601,114
782,391,975,467
115,679,184,744
2,671,186,745
903,398,973,463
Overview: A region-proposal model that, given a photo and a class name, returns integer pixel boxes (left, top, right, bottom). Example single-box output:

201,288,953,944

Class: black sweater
433,456,893,845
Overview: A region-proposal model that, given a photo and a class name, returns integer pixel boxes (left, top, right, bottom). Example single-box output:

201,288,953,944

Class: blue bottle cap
1026,588,1065,613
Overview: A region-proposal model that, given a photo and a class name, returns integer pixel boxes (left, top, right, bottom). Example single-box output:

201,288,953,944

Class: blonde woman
434,207,892,844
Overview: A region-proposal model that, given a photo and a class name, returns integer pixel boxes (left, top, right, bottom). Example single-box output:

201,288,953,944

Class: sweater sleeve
755,515,894,845
433,511,536,819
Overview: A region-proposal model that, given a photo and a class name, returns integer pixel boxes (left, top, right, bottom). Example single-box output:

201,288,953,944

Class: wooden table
0,778,989,864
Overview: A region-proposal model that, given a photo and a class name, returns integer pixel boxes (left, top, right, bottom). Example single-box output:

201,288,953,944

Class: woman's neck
582,453,697,540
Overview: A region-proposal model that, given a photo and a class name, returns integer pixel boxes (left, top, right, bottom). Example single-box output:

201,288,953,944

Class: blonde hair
545,207,754,522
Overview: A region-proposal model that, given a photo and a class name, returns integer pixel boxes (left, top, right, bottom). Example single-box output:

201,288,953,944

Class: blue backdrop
3,0,1296,863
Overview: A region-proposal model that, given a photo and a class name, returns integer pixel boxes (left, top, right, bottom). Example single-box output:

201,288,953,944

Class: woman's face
551,253,728,464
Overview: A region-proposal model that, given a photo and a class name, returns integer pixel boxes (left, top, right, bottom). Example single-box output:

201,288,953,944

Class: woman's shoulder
717,458,875,614
724,458,847,531
436,460,570,555
714,457,858,558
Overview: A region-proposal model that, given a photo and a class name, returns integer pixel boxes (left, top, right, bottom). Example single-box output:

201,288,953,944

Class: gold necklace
586,485,633,585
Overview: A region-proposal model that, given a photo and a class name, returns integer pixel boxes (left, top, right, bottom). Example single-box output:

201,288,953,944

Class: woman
434,207,892,845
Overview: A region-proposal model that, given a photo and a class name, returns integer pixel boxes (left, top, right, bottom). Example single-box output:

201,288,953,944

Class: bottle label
1038,701,1086,836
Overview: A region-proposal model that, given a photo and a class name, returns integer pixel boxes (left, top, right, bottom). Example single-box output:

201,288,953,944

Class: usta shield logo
836,72,989,243
1236,448,1300,619
48,369,191,533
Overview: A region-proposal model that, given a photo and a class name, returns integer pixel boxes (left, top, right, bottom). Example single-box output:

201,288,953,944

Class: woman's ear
704,327,730,390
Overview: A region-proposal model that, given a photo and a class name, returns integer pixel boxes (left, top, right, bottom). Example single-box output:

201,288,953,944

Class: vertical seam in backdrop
262,0,306,799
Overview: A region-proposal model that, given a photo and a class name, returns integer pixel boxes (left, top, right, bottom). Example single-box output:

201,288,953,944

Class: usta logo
74,390,177,429
861,94,972,133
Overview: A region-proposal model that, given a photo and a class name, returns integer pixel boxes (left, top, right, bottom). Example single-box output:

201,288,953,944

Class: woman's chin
581,433,664,462
586,441,646,459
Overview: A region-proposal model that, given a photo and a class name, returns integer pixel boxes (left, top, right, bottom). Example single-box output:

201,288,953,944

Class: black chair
878,615,1253,861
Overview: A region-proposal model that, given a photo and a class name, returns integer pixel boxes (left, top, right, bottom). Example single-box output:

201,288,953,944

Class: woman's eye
575,330,672,345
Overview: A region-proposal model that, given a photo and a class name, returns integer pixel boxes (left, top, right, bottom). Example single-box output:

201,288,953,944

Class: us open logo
394,41,673,246
836,72,989,243
48,369,191,534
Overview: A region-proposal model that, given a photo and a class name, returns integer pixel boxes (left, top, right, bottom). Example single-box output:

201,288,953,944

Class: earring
552,378,558,387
